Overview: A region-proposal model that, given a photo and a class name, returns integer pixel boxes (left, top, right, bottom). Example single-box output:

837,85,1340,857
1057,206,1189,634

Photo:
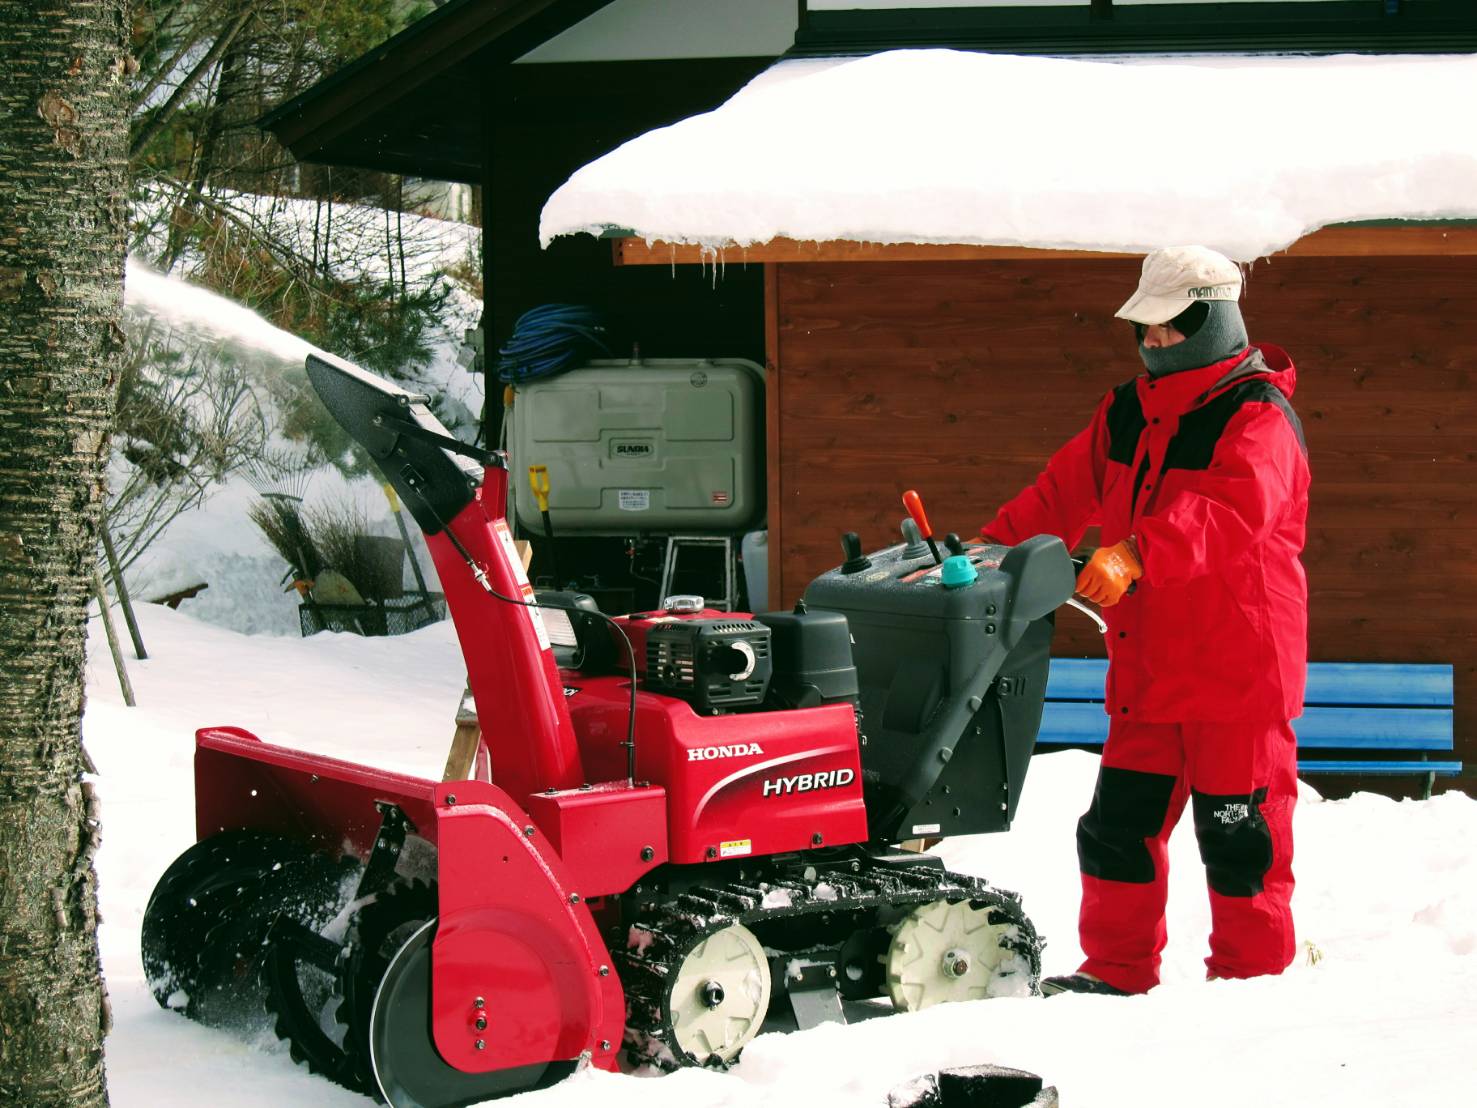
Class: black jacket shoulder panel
1105,380,1146,466
1163,378,1306,474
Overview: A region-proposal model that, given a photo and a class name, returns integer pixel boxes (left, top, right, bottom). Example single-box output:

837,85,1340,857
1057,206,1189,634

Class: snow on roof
539,49,1477,261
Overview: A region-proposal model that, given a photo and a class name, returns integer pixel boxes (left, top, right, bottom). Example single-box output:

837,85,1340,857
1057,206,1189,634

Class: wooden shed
264,0,1477,793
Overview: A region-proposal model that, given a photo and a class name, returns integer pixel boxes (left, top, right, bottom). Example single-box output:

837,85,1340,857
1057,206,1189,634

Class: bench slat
1302,663,1454,707
1294,708,1453,750
1037,701,1110,744
1043,658,1453,707
1298,760,1463,776
1036,702,1455,752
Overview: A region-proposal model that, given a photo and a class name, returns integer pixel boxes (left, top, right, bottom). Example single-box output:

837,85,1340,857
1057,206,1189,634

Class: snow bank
540,50,1477,261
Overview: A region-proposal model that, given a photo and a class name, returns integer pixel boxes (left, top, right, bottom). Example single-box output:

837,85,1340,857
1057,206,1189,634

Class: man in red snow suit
981,245,1309,996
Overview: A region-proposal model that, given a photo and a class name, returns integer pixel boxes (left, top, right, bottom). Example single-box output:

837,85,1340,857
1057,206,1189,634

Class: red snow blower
141,351,1077,1107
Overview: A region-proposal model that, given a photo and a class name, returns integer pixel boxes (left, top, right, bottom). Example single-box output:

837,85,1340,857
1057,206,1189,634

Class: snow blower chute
141,350,1077,1107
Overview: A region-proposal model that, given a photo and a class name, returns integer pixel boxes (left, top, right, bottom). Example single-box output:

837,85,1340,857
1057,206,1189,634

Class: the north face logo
1213,802,1251,825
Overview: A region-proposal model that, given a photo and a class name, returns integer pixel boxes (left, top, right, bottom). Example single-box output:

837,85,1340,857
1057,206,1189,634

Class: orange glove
1076,540,1142,607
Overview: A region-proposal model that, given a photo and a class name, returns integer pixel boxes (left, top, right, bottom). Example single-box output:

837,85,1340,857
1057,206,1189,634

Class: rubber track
618,858,1041,1071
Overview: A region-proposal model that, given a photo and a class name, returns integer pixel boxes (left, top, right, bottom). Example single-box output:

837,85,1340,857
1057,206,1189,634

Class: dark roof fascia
303,148,485,185
261,0,615,162
790,1,1477,57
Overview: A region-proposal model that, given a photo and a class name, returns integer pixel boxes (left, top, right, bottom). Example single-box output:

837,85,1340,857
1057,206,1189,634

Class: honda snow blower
141,351,1077,1107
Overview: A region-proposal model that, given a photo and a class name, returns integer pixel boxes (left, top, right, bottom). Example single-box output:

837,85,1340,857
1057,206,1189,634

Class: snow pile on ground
115,470,447,637
540,50,1477,261
87,604,1477,1107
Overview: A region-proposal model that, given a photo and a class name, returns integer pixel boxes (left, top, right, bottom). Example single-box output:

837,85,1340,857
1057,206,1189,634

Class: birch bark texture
0,1,129,1103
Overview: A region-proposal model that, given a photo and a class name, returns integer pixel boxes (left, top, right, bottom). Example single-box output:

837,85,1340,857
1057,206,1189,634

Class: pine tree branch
130,7,254,159
130,1,232,113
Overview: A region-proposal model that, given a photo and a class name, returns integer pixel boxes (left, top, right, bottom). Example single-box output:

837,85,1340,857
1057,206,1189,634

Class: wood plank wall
768,257,1477,792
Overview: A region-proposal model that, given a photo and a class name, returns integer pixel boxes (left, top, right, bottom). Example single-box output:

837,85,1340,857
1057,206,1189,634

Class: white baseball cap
1115,245,1242,326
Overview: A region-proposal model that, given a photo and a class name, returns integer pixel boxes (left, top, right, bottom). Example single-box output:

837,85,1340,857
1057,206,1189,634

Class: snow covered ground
86,602,1477,1106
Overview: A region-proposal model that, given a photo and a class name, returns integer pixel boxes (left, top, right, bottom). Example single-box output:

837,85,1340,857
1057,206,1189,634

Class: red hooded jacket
983,344,1309,723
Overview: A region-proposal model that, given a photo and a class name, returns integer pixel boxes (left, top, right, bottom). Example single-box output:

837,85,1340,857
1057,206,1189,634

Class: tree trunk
0,1,129,1104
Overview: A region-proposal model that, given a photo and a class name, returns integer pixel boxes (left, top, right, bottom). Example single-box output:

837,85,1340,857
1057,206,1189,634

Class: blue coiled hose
495,304,611,383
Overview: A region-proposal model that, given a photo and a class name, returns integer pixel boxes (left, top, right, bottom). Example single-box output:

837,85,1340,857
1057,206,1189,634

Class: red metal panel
193,726,440,856
431,780,623,1074
522,783,668,897
426,466,585,800
565,681,869,863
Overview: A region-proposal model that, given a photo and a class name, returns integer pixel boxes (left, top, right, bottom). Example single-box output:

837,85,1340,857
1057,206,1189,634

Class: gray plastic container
510,358,764,534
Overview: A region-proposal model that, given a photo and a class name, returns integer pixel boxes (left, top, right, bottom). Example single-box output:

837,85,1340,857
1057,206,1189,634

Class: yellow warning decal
719,839,752,858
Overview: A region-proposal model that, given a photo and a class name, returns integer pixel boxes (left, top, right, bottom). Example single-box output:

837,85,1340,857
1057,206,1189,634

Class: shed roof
539,49,1477,262
260,0,617,181
260,1,1477,182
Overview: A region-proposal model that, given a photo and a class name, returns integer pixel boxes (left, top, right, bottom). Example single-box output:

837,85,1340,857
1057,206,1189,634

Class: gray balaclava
1138,298,1248,378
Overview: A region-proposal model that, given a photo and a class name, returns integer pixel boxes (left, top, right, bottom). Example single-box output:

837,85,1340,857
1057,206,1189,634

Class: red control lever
902,489,943,565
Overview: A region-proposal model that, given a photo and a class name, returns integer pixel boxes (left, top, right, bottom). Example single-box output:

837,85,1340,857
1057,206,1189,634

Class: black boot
1040,972,1130,997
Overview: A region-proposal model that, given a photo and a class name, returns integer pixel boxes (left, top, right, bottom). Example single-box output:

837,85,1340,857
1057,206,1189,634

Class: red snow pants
1075,719,1298,994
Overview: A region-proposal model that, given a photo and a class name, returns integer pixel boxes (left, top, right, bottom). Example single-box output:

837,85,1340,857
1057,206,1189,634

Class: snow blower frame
142,350,1077,1108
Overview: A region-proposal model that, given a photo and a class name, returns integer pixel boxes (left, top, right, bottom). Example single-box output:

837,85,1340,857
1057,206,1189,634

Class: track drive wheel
141,831,346,1026
885,897,1036,1011
666,922,772,1067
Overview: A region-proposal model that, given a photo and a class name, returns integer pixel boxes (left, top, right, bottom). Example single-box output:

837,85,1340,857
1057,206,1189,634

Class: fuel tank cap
662,594,706,614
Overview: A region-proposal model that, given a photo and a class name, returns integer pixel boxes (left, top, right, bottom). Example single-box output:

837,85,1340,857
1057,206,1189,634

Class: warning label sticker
719,839,752,858
618,489,650,511
492,519,550,651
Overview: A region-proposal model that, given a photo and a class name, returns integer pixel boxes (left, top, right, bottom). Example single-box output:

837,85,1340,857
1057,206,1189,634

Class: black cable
428,502,641,786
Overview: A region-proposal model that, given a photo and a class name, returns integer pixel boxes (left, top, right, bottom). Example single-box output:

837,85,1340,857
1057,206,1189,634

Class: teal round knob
941,554,978,589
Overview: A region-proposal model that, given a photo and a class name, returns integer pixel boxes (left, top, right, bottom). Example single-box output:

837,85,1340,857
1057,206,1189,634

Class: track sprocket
666,922,771,1065
886,896,1037,1011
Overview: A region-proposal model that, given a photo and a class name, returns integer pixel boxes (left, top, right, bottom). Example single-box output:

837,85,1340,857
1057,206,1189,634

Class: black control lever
944,532,966,558
840,532,873,574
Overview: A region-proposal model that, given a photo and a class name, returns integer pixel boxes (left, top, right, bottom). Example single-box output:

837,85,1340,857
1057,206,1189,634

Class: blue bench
1037,658,1461,798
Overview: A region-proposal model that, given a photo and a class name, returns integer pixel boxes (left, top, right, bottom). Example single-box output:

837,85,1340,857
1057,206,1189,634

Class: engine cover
644,619,772,713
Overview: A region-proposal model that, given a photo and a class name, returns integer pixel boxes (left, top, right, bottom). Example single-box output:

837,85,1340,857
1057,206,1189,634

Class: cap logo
1187,284,1235,299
